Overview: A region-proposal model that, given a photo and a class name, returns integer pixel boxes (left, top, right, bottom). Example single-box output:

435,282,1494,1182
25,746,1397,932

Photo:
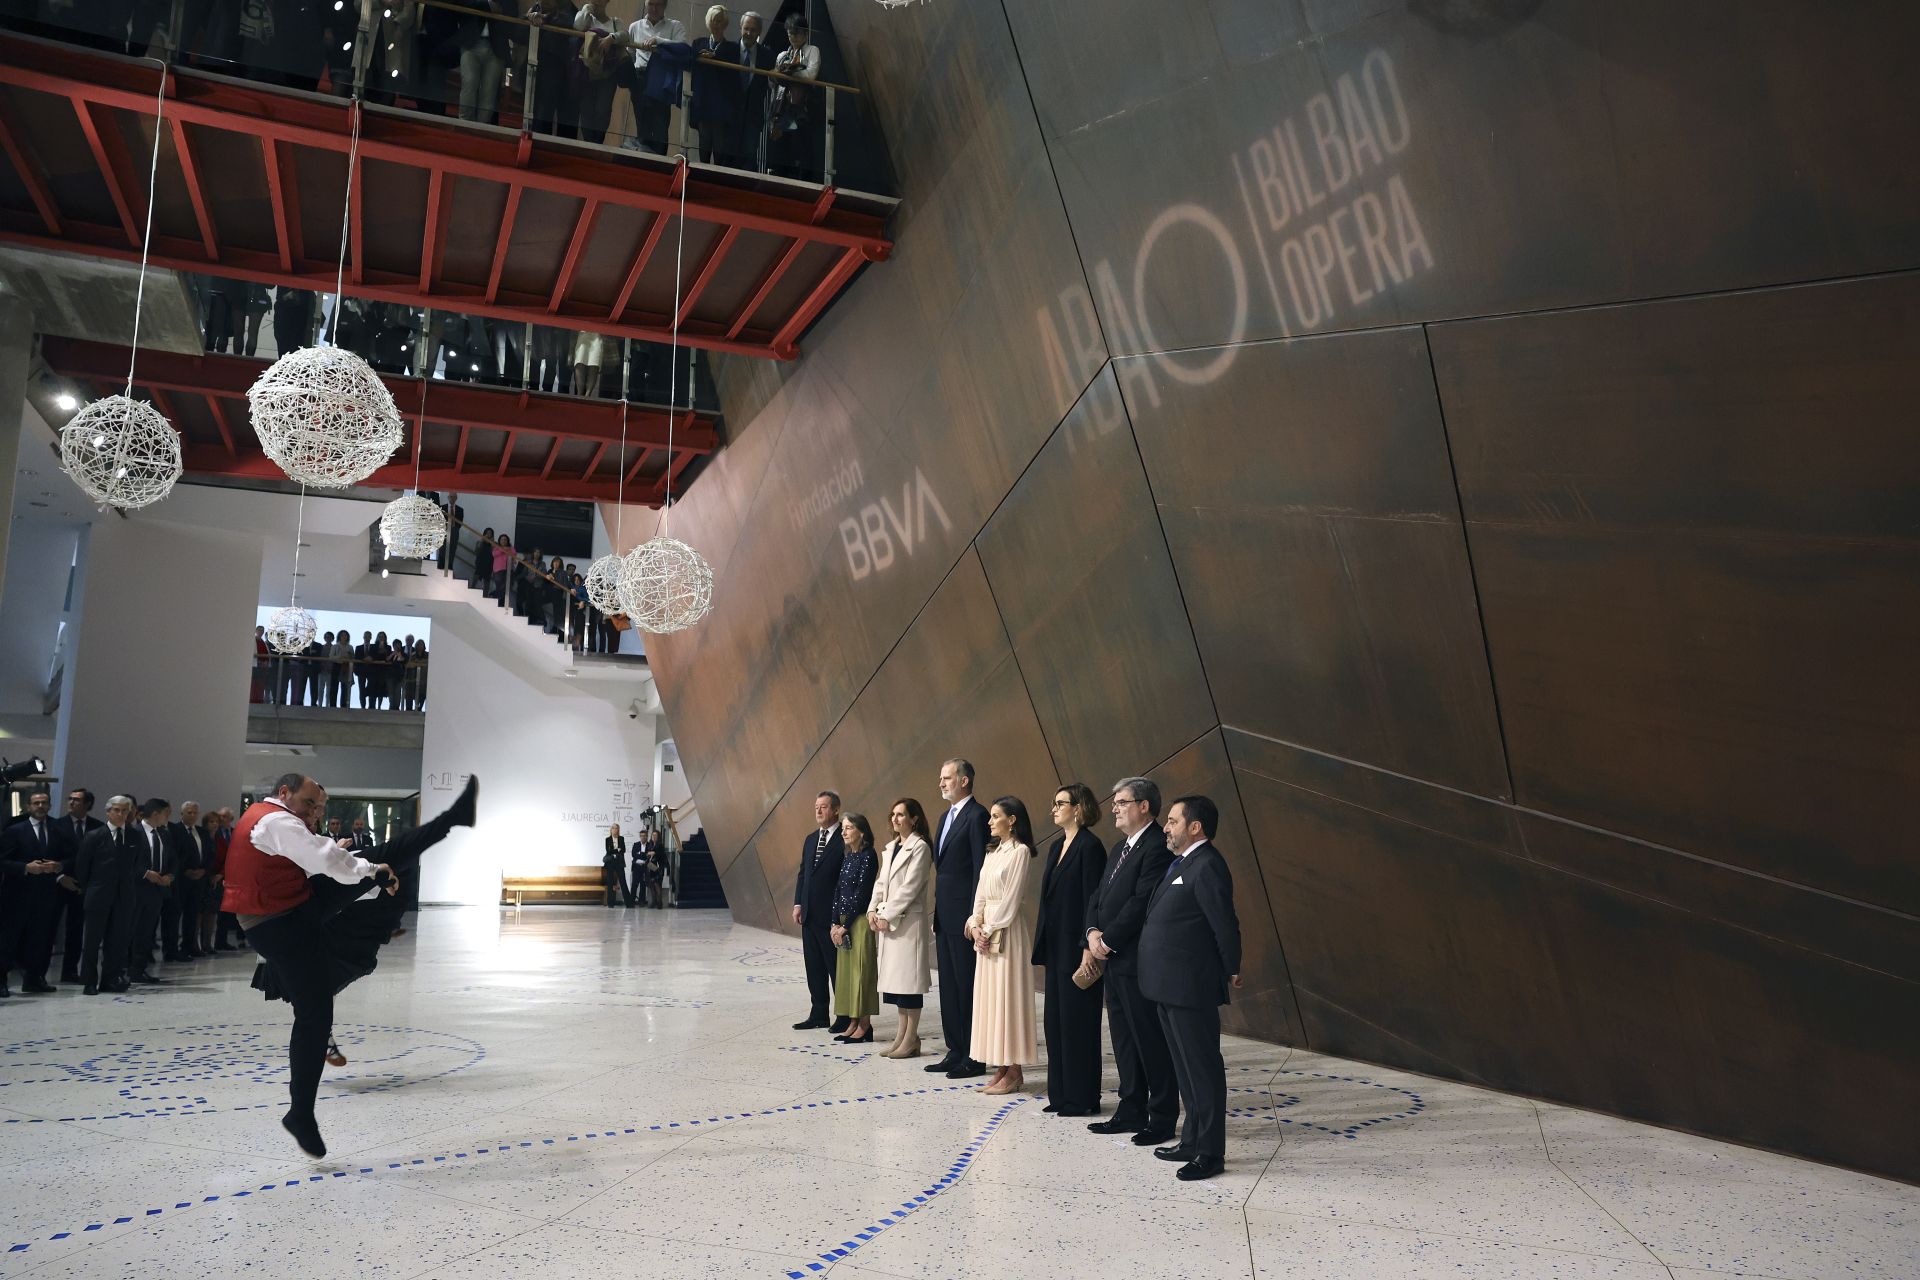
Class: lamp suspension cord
328,96,364,345
663,161,688,518
614,396,629,545
290,483,308,609
124,60,168,396
413,377,427,491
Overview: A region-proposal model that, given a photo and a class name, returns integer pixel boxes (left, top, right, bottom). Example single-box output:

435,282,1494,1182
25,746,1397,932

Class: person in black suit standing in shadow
602,823,631,908
0,790,75,995
1138,794,1242,1182
791,790,846,1031
73,796,140,995
126,798,177,985
1085,776,1180,1146
925,758,990,1079
56,789,104,982
1032,783,1109,1115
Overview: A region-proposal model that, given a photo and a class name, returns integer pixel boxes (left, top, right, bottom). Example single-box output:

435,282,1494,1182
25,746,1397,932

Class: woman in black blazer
1032,783,1109,1116
602,824,630,908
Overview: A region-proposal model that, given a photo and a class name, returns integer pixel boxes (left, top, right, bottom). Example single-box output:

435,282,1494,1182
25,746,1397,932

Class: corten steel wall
640,0,1920,1180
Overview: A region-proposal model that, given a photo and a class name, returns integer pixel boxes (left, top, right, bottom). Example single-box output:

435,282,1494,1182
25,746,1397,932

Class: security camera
628,698,642,720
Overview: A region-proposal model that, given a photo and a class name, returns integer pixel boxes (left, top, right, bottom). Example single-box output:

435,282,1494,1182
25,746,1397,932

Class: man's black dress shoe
22,980,55,994
130,974,162,985
828,1016,851,1034
945,1061,987,1079
1131,1127,1175,1147
923,1058,959,1073
1177,1155,1225,1181
1154,1144,1195,1162
1088,1117,1141,1135
792,1017,829,1030
83,984,100,996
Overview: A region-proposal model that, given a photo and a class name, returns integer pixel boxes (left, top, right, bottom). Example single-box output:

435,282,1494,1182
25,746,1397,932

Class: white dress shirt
629,14,687,68
776,42,820,80
251,797,379,886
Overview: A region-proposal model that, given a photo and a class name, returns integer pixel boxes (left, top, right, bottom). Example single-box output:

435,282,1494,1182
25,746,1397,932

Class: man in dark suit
1138,795,1242,1182
732,10,778,171
791,790,845,1031
1,791,78,994
56,788,105,981
925,758,990,1079
126,798,177,984
166,802,211,959
73,795,140,994
1085,776,1180,1144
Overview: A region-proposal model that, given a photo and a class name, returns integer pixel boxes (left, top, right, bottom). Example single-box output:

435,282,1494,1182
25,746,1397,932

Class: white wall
55,515,260,805
417,620,659,905
0,520,79,715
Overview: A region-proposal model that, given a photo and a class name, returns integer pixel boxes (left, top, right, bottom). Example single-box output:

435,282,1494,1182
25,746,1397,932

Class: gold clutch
1071,955,1104,990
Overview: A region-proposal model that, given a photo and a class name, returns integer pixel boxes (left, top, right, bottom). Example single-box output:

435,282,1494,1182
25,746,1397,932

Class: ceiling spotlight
54,392,77,412
341,40,352,51
380,567,390,579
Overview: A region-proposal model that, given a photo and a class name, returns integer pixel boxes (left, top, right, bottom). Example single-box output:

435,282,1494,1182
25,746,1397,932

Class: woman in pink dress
966,796,1040,1096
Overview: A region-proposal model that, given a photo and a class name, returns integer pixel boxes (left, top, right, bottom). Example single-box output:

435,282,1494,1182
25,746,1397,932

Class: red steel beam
70,96,139,246
169,116,218,260
181,446,673,504
624,446,657,488
44,338,716,453
724,235,803,341
0,42,892,253
483,184,522,304
260,136,300,271
772,244,866,359
495,430,517,476
419,168,448,290
579,439,607,481
0,96,62,235
608,209,669,323
547,197,600,313
348,147,365,285
205,393,239,456
675,225,739,329
538,435,563,480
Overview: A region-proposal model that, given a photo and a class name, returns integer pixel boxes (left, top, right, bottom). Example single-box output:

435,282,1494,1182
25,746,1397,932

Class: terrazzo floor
0,907,1912,1279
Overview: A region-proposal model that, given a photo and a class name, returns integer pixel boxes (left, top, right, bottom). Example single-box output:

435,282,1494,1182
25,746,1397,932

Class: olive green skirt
834,915,879,1018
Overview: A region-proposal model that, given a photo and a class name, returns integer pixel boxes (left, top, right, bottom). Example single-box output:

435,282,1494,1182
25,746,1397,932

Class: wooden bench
500,866,606,907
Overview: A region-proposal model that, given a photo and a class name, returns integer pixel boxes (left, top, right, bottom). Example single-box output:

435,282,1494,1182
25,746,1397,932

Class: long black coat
1031,828,1106,967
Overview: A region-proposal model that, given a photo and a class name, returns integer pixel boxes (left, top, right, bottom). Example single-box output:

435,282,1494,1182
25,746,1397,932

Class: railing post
351,2,375,100
823,84,836,187
524,16,540,135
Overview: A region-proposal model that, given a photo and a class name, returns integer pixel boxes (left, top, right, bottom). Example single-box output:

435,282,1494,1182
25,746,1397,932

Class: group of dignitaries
0,787,378,997
790,760,1243,1182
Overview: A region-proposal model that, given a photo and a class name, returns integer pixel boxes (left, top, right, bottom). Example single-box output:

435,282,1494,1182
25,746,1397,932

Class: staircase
674,838,727,909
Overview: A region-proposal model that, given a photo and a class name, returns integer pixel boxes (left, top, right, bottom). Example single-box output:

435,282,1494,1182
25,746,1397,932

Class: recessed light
54,393,77,412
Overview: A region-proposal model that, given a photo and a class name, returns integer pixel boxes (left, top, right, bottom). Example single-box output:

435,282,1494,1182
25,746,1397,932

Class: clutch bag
1071,954,1105,990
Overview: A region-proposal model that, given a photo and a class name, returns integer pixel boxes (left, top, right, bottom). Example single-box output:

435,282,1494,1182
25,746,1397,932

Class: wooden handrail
409,0,862,94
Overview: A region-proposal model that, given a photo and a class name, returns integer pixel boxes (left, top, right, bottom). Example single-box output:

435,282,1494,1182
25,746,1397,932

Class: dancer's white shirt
252,797,380,893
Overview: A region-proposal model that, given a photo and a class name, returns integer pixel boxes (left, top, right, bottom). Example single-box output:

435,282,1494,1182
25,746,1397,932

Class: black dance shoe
282,1110,327,1158
447,775,480,827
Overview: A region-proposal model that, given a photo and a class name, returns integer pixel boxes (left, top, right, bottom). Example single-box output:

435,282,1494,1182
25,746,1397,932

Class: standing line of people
252,627,429,711
789,766,1243,1182
602,824,674,908
1,789,247,998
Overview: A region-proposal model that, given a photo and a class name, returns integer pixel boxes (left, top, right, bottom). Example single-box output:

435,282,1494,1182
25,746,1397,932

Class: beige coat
868,834,933,996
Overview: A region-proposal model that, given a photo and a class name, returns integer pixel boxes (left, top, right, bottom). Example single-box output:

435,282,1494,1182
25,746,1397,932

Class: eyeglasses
1113,796,1141,807
1051,799,1071,808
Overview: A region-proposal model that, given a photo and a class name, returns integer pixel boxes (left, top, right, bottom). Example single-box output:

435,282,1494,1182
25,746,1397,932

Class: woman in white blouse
966,796,1040,1096
868,798,934,1058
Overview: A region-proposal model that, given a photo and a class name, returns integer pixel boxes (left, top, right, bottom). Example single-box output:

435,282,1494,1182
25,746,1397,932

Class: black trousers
80,890,132,986
1158,1001,1226,1160
634,93,671,154
1106,968,1178,1129
800,918,836,1020
602,865,631,908
2,880,61,982
162,880,198,955
57,887,86,978
933,922,978,1064
125,888,162,976
1042,960,1105,1111
246,811,455,1119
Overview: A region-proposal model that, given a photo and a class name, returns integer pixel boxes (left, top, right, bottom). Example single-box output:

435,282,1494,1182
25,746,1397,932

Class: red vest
221,800,315,916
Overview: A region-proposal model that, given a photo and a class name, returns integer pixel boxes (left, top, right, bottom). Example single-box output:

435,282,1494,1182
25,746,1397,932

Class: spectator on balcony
445,0,520,125
326,630,353,708
568,568,590,651
768,19,820,181
409,639,430,711
239,284,271,357
689,6,743,167
627,0,687,156
489,533,515,605
365,631,390,708
572,0,622,145
470,527,497,589
733,11,777,173
253,625,272,704
542,556,567,634
530,326,572,394
386,638,410,710
355,630,378,706
571,331,608,399
525,0,579,138
273,286,319,357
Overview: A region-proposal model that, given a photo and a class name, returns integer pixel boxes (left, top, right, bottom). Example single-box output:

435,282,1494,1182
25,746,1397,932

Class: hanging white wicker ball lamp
58,395,183,510
379,493,448,560
617,535,713,634
248,345,404,488
264,605,318,656
584,552,625,614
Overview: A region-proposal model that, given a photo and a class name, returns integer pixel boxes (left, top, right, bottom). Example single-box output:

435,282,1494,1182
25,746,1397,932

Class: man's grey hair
1111,776,1161,817
742,9,763,23
944,758,975,785
107,794,133,810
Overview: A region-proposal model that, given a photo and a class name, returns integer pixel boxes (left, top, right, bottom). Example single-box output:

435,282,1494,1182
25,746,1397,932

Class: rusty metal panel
1227,725,1920,1183
976,366,1217,795
1430,275,1920,914
1126,325,1507,797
